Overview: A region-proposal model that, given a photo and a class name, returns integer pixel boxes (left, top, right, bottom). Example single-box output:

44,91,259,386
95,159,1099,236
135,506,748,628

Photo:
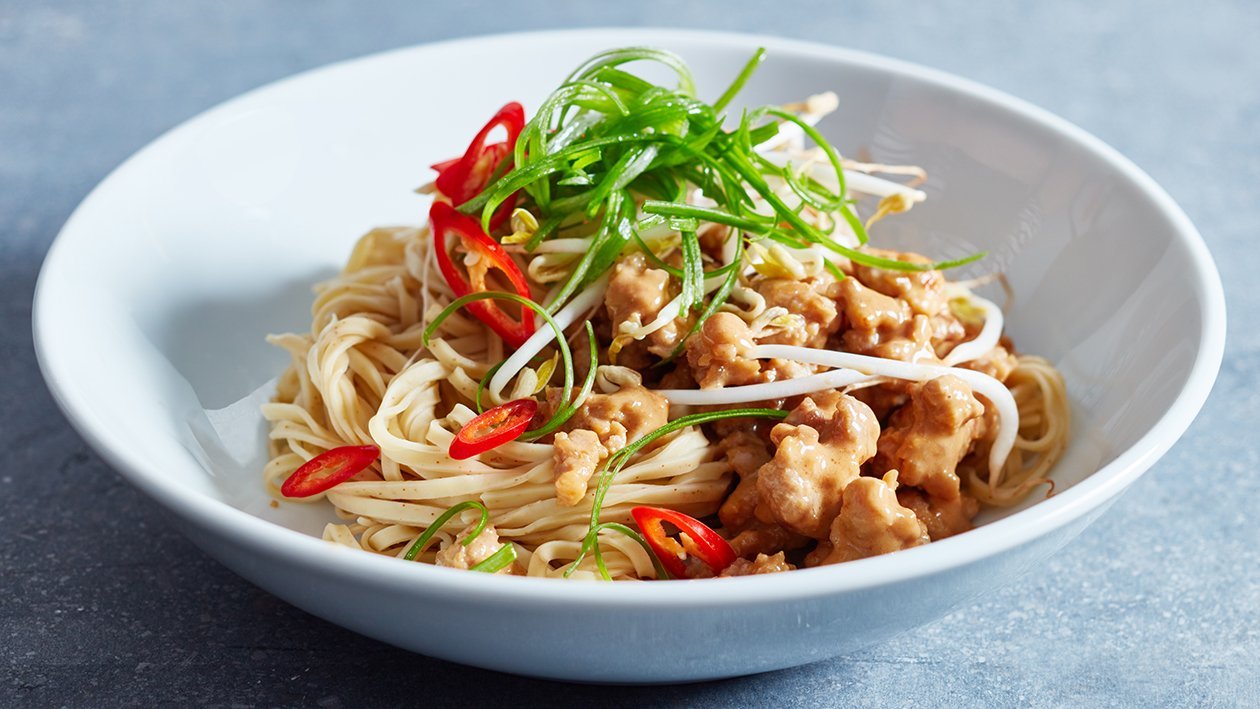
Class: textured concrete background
3,1,1258,706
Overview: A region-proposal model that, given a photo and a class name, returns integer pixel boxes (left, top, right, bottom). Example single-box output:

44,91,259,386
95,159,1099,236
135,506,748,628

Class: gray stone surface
2,1,1257,706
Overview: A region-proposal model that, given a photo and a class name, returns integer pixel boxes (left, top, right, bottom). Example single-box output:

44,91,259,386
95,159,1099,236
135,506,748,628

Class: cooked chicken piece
755,391,880,539
684,300,827,389
561,384,669,454
719,551,795,576
718,471,761,533
955,397,1001,485
851,249,950,317
837,271,964,361
872,375,985,501
709,428,811,557
548,384,668,506
927,313,968,359
434,523,516,573
837,276,921,360
838,274,912,332
719,429,774,478
754,275,841,348
552,429,603,507
760,357,819,383
656,361,697,390
605,252,687,366
715,430,773,530
697,222,731,261
959,344,1019,382
897,487,979,540
686,312,763,389
811,472,929,565
726,521,810,559
849,380,912,422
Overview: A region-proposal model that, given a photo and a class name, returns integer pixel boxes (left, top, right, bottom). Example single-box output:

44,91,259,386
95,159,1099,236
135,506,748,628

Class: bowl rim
33,27,1227,607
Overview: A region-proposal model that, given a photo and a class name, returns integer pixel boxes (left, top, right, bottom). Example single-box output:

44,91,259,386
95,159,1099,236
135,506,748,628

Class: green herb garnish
458,46,977,340
403,500,490,561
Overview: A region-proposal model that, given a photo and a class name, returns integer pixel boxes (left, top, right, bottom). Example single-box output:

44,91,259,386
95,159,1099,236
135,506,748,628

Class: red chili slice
429,156,460,174
449,399,538,460
432,102,525,231
430,200,536,348
631,506,738,579
280,444,379,498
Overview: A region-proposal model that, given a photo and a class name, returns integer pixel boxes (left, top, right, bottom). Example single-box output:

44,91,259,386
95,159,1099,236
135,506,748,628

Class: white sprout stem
749,345,1018,480
655,368,872,406
720,222,740,264
942,292,1004,367
754,92,836,152
631,296,682,340
626,262,731,341
487,274,610,397
842,170,927,203
703,273,729,291
533,238,594,254
754,119,817,153
759,151,927,204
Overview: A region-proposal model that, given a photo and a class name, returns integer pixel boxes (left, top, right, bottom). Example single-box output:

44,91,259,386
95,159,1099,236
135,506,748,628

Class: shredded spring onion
521,322,598,440
459,47,982,335
488,273,609,397
425,292,574,433
403,500,490,561
469,542,518,573
759,150,927,203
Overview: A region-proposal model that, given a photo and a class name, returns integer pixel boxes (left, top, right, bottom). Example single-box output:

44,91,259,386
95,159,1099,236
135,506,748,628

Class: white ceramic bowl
34,29,1225,682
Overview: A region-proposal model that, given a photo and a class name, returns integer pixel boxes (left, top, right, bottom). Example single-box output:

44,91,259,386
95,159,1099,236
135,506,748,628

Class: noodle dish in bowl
264,47,1072,581
33,30,1225,681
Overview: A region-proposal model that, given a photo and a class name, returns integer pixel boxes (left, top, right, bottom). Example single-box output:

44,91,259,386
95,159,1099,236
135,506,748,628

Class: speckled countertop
3,2,1257,706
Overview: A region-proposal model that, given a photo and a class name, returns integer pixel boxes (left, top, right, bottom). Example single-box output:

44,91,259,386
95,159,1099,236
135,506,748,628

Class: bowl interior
36,31,1213,549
